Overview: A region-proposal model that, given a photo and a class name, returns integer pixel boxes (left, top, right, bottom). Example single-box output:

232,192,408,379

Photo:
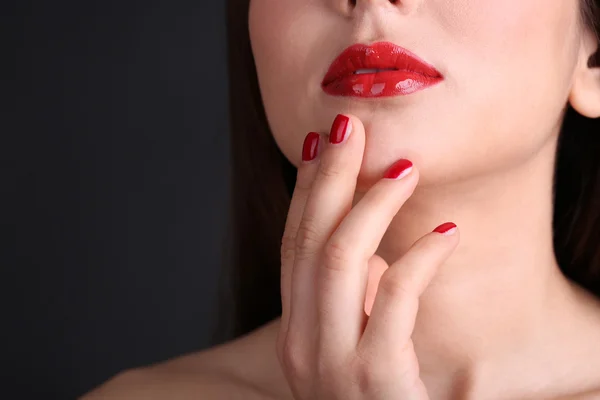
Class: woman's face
249,0,590,190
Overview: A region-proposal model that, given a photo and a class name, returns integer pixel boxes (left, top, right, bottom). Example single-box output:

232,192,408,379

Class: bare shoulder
80,318,291,400
79,367,265,400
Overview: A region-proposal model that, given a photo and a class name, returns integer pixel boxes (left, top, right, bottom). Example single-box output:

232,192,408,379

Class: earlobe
568,30,600,119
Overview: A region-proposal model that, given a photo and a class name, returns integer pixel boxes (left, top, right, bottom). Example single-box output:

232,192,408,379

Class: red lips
321,42,443,98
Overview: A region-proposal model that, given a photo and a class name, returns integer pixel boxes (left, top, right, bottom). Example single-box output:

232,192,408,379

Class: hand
276,114,460,400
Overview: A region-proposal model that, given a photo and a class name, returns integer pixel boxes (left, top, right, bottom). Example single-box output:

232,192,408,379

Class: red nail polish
329,114,351,144
384,159,413,180
433,222,457,235
302,132,320,162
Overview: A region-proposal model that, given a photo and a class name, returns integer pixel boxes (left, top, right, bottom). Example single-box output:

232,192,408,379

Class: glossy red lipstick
321,42,443,98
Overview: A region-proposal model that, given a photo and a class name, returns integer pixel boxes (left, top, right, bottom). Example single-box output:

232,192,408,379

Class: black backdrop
7,2,229,398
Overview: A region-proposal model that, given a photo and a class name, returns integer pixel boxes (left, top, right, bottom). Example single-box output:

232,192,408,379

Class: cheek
442,0,580,110
249,1,320,90
249,0,328,167
435,0,579,63
428,0,580,166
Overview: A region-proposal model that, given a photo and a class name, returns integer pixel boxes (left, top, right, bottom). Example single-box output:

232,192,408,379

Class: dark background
7,2,230,398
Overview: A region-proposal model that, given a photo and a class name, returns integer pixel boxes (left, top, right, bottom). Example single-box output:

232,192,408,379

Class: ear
569,28,600,118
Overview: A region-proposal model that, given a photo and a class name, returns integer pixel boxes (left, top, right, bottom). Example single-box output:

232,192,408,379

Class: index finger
279,131,322,340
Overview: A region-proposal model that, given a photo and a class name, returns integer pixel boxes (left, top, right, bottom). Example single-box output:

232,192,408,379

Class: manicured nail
302,132,321,162
384,159,413,180
433,222,457,236
329,114,352,144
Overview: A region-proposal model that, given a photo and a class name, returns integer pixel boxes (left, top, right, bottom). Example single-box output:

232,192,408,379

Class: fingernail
384,159,413,180
302,132,321,162
329,114,352,144
433,222,457,236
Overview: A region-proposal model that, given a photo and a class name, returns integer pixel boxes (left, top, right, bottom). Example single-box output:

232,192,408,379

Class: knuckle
280,234,297,263
295,219,322,259
317,158,345,180
349,346,422,394
323,238,352,269
294,176,313,192
280,339,311,381
350,352,389,394
378,269,413,299
353,368,382,395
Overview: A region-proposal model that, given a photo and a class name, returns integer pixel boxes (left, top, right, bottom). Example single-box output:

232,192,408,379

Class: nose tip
349,0,401,6
341,0,420,35
347,0,413,14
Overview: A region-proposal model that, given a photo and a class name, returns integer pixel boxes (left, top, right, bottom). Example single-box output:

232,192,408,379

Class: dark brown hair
213,0,600,342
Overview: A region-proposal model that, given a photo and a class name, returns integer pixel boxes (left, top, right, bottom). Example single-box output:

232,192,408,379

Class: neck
362,134,574,376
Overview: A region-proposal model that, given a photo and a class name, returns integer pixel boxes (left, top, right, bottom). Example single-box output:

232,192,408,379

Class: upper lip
321,41,443,87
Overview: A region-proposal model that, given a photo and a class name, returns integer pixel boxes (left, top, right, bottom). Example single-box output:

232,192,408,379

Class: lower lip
322,70,442,98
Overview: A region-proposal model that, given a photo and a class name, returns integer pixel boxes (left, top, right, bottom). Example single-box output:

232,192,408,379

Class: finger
364,255,389,317
289,114,365,353
358,255,389,334
317,159,419,351
358,224,460,360
279,132,323,341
